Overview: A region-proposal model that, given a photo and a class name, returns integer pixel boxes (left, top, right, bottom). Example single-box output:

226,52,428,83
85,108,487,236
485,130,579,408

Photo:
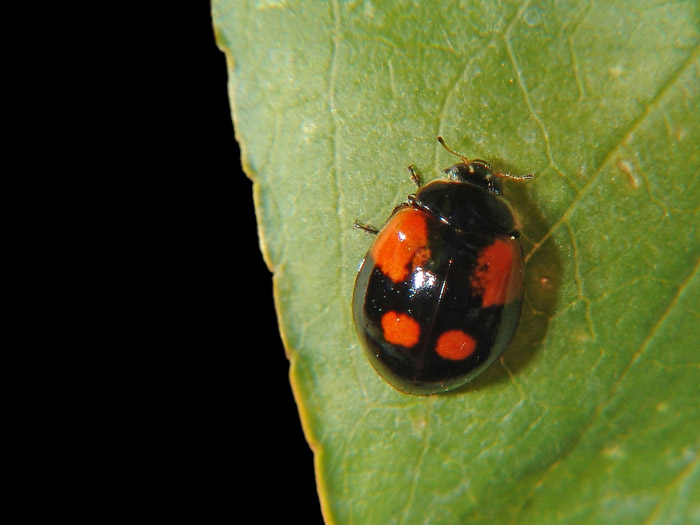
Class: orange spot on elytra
371,209,430,283
381,311,420,347
471,238,522,307
435,330,476,360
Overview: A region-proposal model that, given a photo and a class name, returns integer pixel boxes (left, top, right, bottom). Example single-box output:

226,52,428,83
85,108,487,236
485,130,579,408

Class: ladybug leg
353,220,378,235
407,165,422,187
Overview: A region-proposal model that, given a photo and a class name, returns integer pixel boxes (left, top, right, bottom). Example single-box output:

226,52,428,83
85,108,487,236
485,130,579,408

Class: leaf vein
511,258,699,523
525,41,700,264
328,0,345,313
503,28,577,192
643,451,700,525
434,0,532,167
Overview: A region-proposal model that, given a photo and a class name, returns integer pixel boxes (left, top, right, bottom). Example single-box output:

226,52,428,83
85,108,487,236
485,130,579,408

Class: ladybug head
444,161,503,195
437,136,533,194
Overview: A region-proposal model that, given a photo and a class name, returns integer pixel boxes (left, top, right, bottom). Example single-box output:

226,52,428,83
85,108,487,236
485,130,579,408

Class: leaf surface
214,1,700,522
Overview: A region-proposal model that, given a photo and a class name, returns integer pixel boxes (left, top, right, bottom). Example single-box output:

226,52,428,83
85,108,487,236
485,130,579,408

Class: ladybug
353,137,532,395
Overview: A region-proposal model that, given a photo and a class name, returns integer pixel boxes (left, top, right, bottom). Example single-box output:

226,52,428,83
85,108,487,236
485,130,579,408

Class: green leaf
214,0,700,522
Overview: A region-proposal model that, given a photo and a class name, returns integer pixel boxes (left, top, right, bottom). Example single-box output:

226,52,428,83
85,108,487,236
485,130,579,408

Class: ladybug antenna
492,170,534,181
437,136,469,164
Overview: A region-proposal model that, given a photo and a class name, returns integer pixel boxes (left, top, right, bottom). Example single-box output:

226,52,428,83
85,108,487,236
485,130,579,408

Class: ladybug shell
353,177,524,395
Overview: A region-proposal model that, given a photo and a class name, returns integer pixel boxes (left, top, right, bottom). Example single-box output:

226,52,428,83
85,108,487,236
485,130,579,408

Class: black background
194,4,323,522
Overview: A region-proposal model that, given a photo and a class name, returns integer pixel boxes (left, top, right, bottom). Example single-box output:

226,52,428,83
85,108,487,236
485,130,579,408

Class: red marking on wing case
371,208,431,283
471,238,523,307
381,311,421,347
435,330,476,360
